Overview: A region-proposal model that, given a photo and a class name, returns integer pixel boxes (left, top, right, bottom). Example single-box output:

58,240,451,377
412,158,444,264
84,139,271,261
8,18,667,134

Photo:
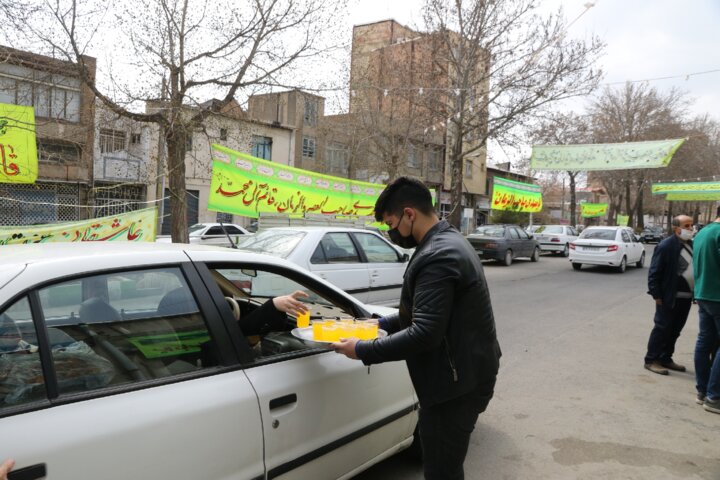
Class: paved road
355,247,720,480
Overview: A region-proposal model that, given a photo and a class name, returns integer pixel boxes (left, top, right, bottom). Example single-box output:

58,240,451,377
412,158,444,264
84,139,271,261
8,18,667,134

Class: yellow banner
0,207,157,245
581,203,608,218
490,177,542,213
0,103,38,184
616,214,629,226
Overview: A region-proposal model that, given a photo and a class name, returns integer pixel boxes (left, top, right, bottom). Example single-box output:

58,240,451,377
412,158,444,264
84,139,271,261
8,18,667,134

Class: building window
326,142,349,174
99,129,126,153
407,144,420,168
302,136,316,159
216,212,233,223
38,141,80,164
185,133,193,151
304,99,317,126
220,128,228,141
0,63,81,122
465,159,473,178
130,133,142,145
428,147,442,172
251,135,272,160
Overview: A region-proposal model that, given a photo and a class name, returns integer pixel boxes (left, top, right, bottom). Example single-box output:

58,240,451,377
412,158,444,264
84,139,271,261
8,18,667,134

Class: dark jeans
694,300,720,400
645,298,692,365
419,381,495,480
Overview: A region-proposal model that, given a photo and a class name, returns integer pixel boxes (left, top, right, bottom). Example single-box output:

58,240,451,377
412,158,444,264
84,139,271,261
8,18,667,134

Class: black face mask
388,213,418,249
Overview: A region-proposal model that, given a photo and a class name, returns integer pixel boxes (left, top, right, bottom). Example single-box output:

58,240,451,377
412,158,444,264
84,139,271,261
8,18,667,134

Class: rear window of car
536,226,563,234
474,226,505,237
235,230,306,258
188,224,207,233
580,229,617,240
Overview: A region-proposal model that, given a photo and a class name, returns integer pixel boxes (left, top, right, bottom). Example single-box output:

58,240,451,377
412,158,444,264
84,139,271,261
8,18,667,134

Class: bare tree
13,0,344,241
421,0,604,227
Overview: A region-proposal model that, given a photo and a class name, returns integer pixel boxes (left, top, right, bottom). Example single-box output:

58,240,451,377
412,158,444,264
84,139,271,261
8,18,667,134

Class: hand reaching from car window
0,459,15,480
272,291,310,317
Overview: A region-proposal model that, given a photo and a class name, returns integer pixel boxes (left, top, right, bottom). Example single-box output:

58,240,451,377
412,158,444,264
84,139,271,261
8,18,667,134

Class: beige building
146,99,295,233
0,45,97,225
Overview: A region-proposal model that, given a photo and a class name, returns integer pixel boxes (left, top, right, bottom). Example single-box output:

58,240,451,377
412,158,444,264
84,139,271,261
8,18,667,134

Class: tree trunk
624,181,633,226
448,130,464,229
568,171,577,227
165,125,190,243
636,192,644,229
666,201,673,234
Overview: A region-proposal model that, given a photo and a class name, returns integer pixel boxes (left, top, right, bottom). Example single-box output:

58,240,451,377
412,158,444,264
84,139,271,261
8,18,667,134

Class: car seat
79,297,122,324
157,287,198,317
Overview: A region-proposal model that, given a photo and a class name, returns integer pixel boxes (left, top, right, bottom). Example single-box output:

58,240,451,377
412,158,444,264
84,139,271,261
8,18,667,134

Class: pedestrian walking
332,176,502,480
644,215,695,375
692,206,720,414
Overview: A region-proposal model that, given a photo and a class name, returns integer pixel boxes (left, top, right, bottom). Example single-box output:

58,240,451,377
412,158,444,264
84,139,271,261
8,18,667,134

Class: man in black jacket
645,215,694,375
333,177,501,480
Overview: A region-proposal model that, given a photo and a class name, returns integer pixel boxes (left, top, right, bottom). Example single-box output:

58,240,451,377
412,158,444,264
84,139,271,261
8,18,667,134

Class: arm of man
350,254,459,364
242,291,309,335
647,240,667,304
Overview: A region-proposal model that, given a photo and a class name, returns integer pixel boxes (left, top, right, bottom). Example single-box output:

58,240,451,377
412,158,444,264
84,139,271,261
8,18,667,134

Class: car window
224,226,243,235
353,233,400,263
509,228,520,239
579,229,616,240
235,230,306,258
0,297,47,408
205,226,223,235
319,233,361,263
474,226,505,237
35,267,218,398
518,229,531,240
621,230,631,242
537,226,563,234
209,267,358,365
188,224,206,233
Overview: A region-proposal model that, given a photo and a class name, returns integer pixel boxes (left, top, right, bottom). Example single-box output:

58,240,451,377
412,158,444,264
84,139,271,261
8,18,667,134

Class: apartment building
0,45,96,225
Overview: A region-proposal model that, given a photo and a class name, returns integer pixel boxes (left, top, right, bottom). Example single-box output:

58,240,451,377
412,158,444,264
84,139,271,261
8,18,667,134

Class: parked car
156,223,250,246
569,226,645,273
466,224,541,266
533,225,579,257
640,226,666,243
0,243,417,480
235,227,409,307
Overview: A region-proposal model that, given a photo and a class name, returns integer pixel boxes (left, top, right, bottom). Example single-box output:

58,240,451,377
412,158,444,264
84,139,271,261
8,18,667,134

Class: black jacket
355,220,501,408
647,234,693,308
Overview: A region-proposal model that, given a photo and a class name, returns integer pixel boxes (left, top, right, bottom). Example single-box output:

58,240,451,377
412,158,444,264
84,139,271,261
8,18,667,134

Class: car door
0,263,263,480
196,261,418,480
307,232,371,303
507,226,521,258
350,232,407,306
620,229,634,261
624,228,643,262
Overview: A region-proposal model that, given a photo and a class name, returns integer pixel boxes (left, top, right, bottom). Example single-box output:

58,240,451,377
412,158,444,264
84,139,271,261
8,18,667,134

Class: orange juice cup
322,324,340,342
359,323,379,340
296,310,310,328
312,321,324,341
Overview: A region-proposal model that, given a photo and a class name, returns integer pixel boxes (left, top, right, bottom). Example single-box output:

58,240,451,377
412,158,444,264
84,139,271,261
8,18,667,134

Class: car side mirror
401,253,410,262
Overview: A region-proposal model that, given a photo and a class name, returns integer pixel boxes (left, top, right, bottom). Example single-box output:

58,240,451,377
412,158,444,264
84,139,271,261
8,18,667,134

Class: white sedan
235,227,409,307
0,243,417,480
569,226,646,273
156,223,250,246
533,225,578,257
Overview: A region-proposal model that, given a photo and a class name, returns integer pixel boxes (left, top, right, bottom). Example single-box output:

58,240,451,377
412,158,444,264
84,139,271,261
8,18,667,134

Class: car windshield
474,226,505,237
235,230,306,258
580,229,616,240
536,226,563,234
188,224,207,233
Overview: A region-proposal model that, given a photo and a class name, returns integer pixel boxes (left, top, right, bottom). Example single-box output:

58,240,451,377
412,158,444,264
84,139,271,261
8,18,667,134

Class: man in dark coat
332,177,501,480
645,215,694,375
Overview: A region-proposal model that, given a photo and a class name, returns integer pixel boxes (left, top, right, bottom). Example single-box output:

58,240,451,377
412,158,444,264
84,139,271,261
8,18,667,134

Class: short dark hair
374,176,434,221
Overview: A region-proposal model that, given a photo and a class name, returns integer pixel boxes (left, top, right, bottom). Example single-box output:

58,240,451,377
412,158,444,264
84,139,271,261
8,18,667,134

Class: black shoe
661,361,686,372
696,393,706,405
704,397,720,414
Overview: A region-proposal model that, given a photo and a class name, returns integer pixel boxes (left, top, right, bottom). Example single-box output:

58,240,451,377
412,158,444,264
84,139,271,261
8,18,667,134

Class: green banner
491,177,542,212
581,203,608,218
0,103,38,184
0,207,157,245
666,192,720,201
531,139,685,171
209,144,388,218
651,181,720,195
616,214,629,226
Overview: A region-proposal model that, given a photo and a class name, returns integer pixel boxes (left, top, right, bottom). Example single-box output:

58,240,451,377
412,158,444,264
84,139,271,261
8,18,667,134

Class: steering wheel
225,296,241,321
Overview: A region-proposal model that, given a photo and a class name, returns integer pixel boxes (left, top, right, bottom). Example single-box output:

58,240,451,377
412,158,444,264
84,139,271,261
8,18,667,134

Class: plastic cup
322,324,340,342
312,321,324,341
296,310,310,328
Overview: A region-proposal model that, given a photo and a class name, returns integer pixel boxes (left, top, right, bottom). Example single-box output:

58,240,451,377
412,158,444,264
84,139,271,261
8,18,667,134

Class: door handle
8,463,47,480
270,393,297,410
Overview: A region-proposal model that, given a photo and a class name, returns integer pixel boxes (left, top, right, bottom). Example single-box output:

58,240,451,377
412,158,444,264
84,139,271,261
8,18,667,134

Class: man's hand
272,291,310,316
332,337,360,360
655,298,662,305
0,459,15,480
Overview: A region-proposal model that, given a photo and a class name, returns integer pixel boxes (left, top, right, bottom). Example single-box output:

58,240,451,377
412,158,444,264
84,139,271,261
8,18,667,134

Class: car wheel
531,247,540,262
617,256,627,273
503,249,513,266
562,244,569,257
636,251,645,268
572,262,582,271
